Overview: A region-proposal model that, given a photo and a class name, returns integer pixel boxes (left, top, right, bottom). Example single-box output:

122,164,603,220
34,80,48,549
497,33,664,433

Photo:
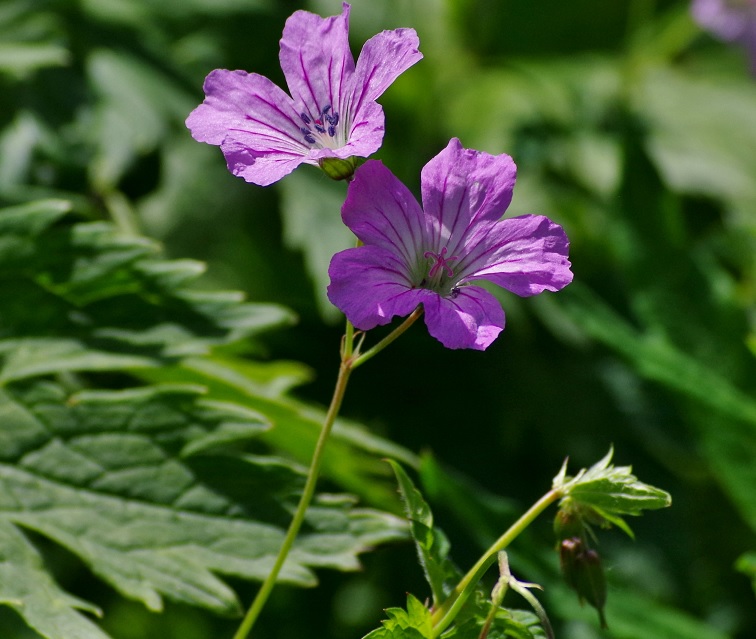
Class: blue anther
314,124,326,134
328,126,336,137
304,133,316,144
300,112,311,124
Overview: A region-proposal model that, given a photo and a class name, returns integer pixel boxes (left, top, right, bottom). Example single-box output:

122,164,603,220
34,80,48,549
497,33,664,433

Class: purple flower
692,0,756,73
327,139,574,351
185,2,422,186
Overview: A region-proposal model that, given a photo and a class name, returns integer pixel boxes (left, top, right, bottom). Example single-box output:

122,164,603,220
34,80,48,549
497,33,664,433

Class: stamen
328,126,336,137
424,247,458,278
314,124,326,134
300,113,311,124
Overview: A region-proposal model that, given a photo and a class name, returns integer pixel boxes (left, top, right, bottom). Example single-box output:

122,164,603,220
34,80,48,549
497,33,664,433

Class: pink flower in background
327,139,573,351
693,0,756,73
186,3,422,185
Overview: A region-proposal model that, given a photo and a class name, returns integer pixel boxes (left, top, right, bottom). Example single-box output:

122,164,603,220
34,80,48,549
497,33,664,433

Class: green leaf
555,449,671,527
0,202,294,383
0,381,408,639
137,356,419,511
362,594,433,639
388,461,461,606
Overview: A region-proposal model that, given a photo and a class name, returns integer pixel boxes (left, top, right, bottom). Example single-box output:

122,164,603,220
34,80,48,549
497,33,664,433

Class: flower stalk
233,311,423,638
430,488,562,638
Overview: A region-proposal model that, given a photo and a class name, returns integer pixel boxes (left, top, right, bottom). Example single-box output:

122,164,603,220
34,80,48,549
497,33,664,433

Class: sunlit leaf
0,381,408,639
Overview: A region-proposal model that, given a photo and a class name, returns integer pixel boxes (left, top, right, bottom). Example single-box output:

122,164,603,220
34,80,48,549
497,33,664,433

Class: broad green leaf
0,202,294,383
137,357,420,511
388,461,460,605
0,381,408,639
0,520,110,639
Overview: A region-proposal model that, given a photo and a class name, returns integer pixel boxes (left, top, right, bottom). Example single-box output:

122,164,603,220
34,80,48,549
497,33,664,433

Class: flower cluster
187,3,573,350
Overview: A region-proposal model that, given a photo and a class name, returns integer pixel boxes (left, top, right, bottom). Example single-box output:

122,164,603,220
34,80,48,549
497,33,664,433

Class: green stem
352,307,423,369
430,488,562,638
232,359,353,639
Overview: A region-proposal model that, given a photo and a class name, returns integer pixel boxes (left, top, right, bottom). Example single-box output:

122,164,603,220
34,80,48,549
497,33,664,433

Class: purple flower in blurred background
186,2,422,185
327,139,573,351
692,0,756,73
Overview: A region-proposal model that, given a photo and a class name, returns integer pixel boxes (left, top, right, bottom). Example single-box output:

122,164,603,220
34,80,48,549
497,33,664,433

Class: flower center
423,246,459,291
299,105,342,149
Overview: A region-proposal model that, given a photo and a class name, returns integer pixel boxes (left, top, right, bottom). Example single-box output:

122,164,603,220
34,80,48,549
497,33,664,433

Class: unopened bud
559,537,608,628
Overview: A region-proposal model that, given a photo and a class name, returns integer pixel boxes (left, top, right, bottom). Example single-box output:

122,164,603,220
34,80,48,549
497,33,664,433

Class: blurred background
1,0,755,637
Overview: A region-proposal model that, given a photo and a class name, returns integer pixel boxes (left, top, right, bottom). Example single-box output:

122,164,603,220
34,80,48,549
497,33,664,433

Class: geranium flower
692,0,756,73
185,2,422,186
327,139,574,351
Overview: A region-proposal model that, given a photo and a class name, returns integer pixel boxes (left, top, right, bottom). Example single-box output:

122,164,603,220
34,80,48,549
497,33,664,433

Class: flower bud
559,537,607,628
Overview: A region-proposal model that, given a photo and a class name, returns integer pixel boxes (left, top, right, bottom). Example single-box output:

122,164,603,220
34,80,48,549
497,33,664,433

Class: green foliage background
1,0,755,638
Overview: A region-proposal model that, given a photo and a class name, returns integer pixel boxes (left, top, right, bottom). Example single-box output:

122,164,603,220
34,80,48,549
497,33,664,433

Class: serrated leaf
0,381,408,639
388,461,461,605
137,357,419,511
556,448,671,519
362,594,433,639
0,203,294,382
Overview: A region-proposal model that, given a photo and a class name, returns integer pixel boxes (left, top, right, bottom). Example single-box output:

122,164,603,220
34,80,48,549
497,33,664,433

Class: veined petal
279,2,355,117
421,138,517,254
328,245,423,329
350,27,422,116
341,161,426,266
186,70,302,148
220,138,308,186
460,215,573,296
422,286,505,350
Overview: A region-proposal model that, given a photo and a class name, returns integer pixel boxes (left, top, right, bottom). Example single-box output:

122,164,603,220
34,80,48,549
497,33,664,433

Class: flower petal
460,215,573,296
350,27,422,115
327,245,424,330
422,286,505,350
421,138,517,254
341,161,426,267
279,3,355,117
185,69,311,185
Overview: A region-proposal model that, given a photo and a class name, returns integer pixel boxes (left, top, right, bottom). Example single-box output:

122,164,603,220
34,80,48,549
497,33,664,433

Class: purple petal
186,69,310,186
421,138,518,254
341,160,426,265
460,215,573,296
422,286,505,350
279,3,355,118
350,27,423,115
219,138,307,186
328,245,424,329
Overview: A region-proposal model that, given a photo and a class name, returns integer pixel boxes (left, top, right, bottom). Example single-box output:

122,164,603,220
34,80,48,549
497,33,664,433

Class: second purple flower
185,2,422,186
327,139,574,351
